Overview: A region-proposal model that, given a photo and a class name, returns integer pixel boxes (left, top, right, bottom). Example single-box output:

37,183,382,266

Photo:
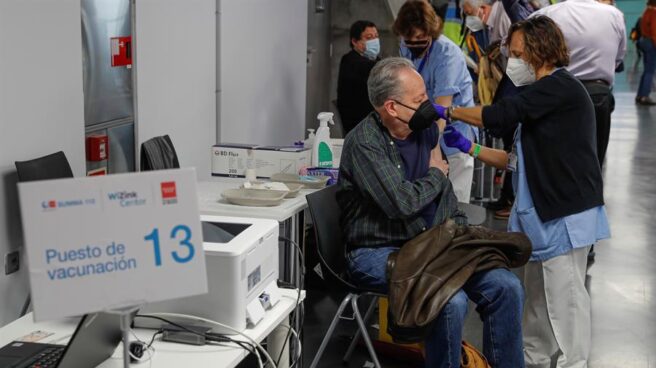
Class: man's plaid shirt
337,112,465,249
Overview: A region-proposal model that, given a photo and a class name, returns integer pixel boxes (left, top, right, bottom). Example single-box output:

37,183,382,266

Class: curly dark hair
507,15,570,71
393,0,443,39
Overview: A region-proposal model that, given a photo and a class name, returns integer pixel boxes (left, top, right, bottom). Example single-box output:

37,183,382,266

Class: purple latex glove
443,126,472,154
432,103,449,120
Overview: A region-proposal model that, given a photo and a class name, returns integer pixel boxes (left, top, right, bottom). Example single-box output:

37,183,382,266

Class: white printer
138,215,280,334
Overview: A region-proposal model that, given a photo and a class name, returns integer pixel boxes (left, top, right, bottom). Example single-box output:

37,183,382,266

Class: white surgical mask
465,16,485,32
506,57,536,86
363,38,380,60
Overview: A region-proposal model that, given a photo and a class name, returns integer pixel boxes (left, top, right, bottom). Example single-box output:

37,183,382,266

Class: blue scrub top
508,124,611,261
400,35,478,156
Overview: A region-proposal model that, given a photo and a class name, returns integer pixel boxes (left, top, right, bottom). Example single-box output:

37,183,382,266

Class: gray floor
586,91,656,367
299,45,656,368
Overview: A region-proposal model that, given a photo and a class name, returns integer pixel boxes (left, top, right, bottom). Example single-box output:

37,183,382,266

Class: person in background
486,0,512,43
337,20,381,136
533,0,626,167
461,0,490,90
394,0,477,203
463,0,511,44
338,56,525,368
636,0,656,105
462,0,490,50
503,0,535,22
436,16,610,368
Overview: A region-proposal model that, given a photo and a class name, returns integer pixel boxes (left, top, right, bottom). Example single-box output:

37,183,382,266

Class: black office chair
140,135,180,171
306,185,384,368
14,151,74,317
15,151,73,182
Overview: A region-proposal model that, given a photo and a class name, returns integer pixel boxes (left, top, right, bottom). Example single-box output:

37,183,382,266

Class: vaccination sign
18,168,207,321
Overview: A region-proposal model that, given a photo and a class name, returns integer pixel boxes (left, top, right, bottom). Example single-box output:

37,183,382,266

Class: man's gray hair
367,57,415,108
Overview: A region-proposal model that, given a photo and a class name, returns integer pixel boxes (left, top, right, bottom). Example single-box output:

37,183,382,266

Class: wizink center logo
41,200,57,211
107,190,146,207
161,181,178,205
41,198,94,211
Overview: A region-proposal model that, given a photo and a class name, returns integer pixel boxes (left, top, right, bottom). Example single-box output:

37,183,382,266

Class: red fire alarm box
86,135,109,161
111,36,132,67
87,167,107,176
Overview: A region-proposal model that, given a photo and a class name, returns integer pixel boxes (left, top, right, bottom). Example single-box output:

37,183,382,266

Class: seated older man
336,57,525,368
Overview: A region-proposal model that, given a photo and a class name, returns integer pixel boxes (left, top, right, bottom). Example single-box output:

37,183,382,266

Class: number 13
144,225,195,267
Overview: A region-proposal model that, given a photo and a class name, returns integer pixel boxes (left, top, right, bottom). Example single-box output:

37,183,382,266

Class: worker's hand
430,147,449,176
443,126,472,154
432,103,449,121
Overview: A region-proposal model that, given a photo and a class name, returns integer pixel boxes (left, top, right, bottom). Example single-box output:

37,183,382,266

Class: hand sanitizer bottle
312,112,334,168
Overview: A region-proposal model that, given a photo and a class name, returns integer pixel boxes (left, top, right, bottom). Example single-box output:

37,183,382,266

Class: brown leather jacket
385,220,532,343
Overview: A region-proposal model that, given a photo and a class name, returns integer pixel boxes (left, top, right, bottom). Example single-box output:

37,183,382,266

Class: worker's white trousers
523,246,592,368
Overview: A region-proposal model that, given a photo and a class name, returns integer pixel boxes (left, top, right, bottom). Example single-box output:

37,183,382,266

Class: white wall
0,0,86,327
218,0,308,146
135,0,216,180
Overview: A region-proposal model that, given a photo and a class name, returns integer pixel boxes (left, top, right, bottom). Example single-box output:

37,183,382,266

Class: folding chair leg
309,293,354,368
343,295,378,362
351,295,382,368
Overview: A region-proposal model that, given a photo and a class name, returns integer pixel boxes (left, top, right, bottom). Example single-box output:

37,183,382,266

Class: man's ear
383,100,398,118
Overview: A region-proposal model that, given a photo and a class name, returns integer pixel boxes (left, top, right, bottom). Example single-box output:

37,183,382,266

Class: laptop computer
0,312,123,368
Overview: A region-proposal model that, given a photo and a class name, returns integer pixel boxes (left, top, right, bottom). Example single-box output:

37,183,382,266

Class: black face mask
394,100,439,131
404,39,431,59
407,45,429,59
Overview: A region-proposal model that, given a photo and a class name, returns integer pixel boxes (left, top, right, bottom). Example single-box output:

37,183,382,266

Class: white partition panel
135,0,216,180
218,0,308,146
0,0,86,326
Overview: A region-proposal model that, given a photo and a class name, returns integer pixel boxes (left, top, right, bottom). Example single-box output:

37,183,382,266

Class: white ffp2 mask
465,16,485,32
506,57,536,86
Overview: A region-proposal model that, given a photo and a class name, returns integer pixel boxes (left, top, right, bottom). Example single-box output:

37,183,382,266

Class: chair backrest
15,151,74,182
140,135,180,171
305,185,357,290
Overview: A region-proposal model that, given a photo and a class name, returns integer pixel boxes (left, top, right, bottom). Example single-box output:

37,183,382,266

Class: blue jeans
347,247,525,368
638,37,656,98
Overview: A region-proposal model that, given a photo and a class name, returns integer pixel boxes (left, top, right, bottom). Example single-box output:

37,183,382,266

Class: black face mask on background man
394,100,439,132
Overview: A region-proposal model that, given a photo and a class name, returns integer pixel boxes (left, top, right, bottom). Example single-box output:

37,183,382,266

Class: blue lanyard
416,40,435,75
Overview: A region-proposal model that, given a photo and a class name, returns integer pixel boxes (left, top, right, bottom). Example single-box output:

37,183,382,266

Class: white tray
221,188,287,207
281,183,304,198
241,182,303,198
